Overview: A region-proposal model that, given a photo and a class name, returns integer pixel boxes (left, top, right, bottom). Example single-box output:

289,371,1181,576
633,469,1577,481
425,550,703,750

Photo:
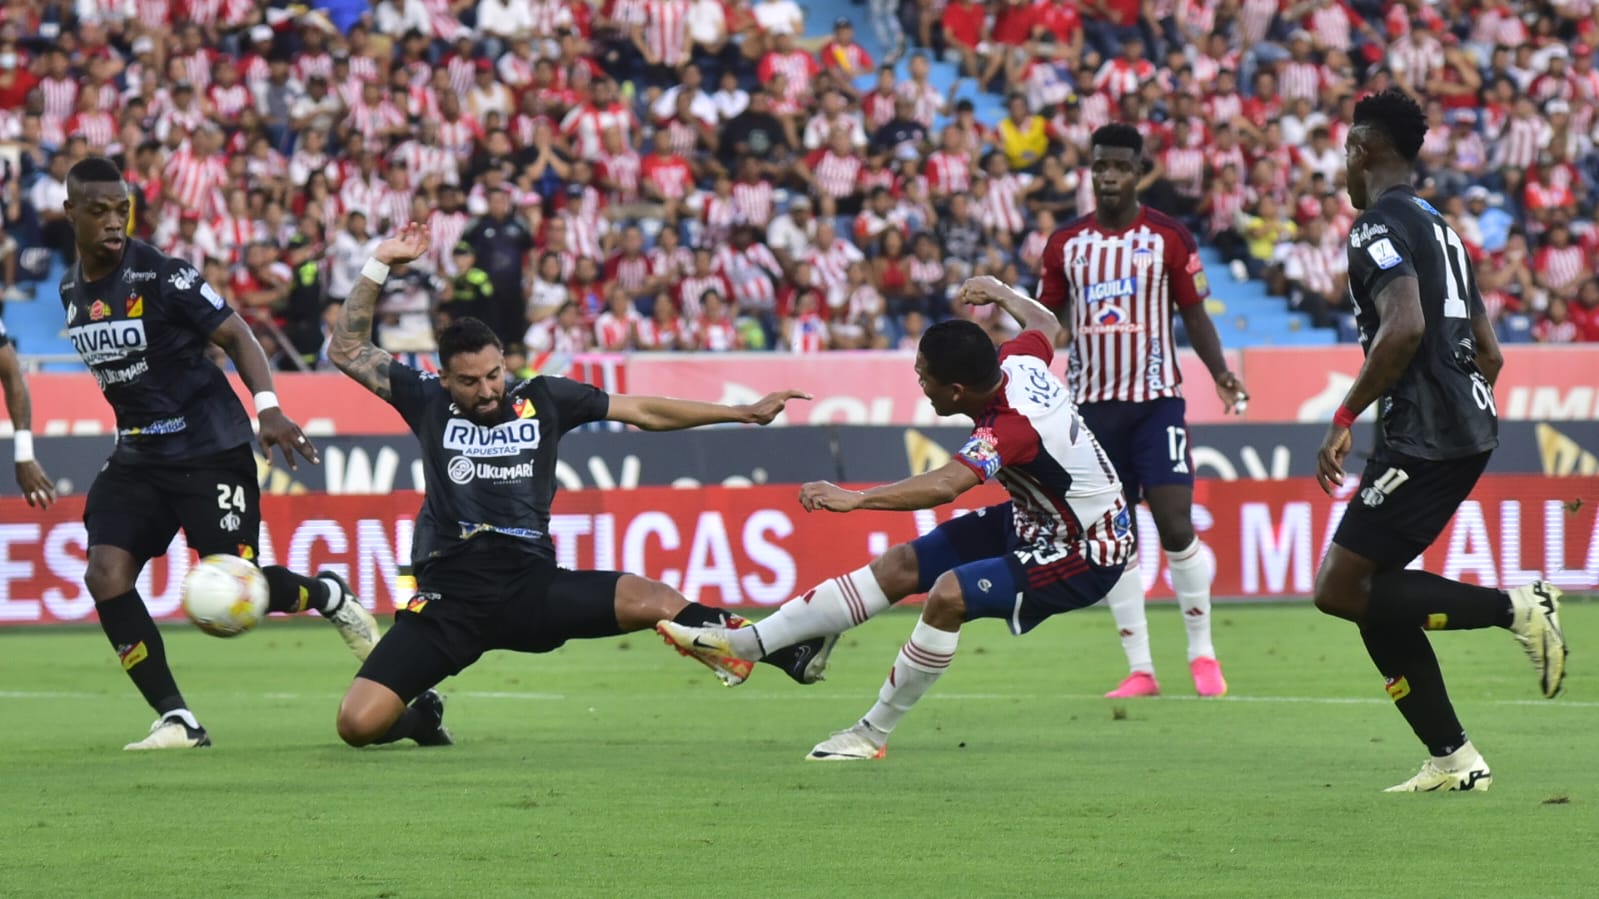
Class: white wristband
361,258,391,284
253,391,280,414
13,430,33,463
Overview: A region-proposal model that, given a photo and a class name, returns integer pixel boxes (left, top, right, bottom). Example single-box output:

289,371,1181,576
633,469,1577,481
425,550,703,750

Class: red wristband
1333,405,1358,429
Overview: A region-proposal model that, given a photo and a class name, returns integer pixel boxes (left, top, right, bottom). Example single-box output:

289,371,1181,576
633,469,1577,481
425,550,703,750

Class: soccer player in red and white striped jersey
1037,124,1248,700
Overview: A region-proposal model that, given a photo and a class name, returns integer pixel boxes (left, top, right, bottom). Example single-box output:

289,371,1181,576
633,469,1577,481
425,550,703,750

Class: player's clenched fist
798,480,863,513
956,275,1011,307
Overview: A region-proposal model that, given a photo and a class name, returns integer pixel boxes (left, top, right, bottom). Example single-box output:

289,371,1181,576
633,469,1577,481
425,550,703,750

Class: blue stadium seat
1498,313,1535,344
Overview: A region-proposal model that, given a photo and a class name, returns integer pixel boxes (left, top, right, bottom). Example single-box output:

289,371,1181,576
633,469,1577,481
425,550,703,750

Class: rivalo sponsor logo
1085,277,1137,303
442,418,543,457
69,319,147,365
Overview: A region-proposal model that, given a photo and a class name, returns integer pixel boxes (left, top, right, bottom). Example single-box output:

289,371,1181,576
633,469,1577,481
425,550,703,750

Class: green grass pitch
1,601,1593,898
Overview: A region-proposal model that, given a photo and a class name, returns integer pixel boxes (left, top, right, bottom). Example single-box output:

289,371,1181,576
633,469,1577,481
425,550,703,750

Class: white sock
1167,538,1215,661
1104,561,1153,675
731,565,892,658
862,617,959,734
163,708,200,730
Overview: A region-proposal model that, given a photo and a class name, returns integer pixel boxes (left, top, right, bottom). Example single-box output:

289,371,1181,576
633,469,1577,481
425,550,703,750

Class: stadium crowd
1,0,1599,368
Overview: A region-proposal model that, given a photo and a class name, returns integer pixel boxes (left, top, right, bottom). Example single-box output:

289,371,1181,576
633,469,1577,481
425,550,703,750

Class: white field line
1,690,1596,709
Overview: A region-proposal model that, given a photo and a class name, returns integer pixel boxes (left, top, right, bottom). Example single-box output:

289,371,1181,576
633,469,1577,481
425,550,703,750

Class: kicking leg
180,452,381,661
666,504,1015,664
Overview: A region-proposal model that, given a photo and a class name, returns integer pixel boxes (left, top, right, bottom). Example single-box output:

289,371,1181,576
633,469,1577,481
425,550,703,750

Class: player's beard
460,395,503,426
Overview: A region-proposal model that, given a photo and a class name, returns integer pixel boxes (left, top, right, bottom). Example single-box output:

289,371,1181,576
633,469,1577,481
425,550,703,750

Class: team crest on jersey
1132,248,1154,271
957,427,1002,480
1095,303,1128,325
512,397,536,419
90,300,110,321
125,294,143,318
1085,277,1137,303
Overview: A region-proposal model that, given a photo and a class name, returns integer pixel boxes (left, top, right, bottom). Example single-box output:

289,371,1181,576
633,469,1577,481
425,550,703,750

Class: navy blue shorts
909,503,1124,635
1077,397,1193,505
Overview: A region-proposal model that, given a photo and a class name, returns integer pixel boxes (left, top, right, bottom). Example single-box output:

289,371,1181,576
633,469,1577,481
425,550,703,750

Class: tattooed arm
328,223,431,400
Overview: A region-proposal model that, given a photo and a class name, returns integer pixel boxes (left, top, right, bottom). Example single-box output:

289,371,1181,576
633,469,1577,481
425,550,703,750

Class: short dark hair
1353,88,1427,162
1091,123,1143,158
918,320,999,388
437,317,502,368
67,155,123,186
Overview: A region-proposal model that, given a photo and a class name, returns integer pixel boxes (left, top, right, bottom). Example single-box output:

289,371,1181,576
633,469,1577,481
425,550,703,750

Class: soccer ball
182,554,269,637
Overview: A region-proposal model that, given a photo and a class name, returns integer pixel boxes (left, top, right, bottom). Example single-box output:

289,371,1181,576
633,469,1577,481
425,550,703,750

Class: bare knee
922,572,966,631
870,543,922,600
613,575,684,632
337,680,404,747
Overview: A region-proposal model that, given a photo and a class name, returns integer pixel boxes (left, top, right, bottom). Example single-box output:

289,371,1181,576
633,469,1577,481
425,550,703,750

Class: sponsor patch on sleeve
1185,252,1203,274
1366,238,1402,270
956,427,1003,480
200,282,225,309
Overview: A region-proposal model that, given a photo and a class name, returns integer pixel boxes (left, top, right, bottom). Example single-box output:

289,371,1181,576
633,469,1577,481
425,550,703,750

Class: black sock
1361,626,1467,757
96,589,186,715
672,602,733,628
373,706,426,745
674,602,783,664
261,566,333,614
1366,570,1513,631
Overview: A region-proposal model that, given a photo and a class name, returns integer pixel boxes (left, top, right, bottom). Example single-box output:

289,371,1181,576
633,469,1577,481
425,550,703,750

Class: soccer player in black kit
60,157,381,750
1312,91,1567,792
327,223,827,748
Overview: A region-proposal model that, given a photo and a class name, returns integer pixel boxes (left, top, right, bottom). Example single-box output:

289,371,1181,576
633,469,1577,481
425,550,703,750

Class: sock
1365,570,1514,631
1103,562,1153,675
1360,626,1467,757
673,601,733,628
862,618,960,735
96,589,186,715
162,708,201,731
372,704,428,745
1167,539,1215,661
736,565,892,659
261,566,334,614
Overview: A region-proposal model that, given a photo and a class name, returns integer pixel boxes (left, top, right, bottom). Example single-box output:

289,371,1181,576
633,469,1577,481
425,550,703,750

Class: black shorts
1332,449,1492,568
83,444,260,562
355,556,626,703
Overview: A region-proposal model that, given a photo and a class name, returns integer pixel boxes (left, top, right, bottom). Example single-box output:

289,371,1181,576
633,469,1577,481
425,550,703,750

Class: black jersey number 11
1430,223,1472,320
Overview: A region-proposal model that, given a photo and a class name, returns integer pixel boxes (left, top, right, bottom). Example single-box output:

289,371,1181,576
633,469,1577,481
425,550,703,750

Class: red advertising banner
627,350,1242,426
0,476,1593,626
